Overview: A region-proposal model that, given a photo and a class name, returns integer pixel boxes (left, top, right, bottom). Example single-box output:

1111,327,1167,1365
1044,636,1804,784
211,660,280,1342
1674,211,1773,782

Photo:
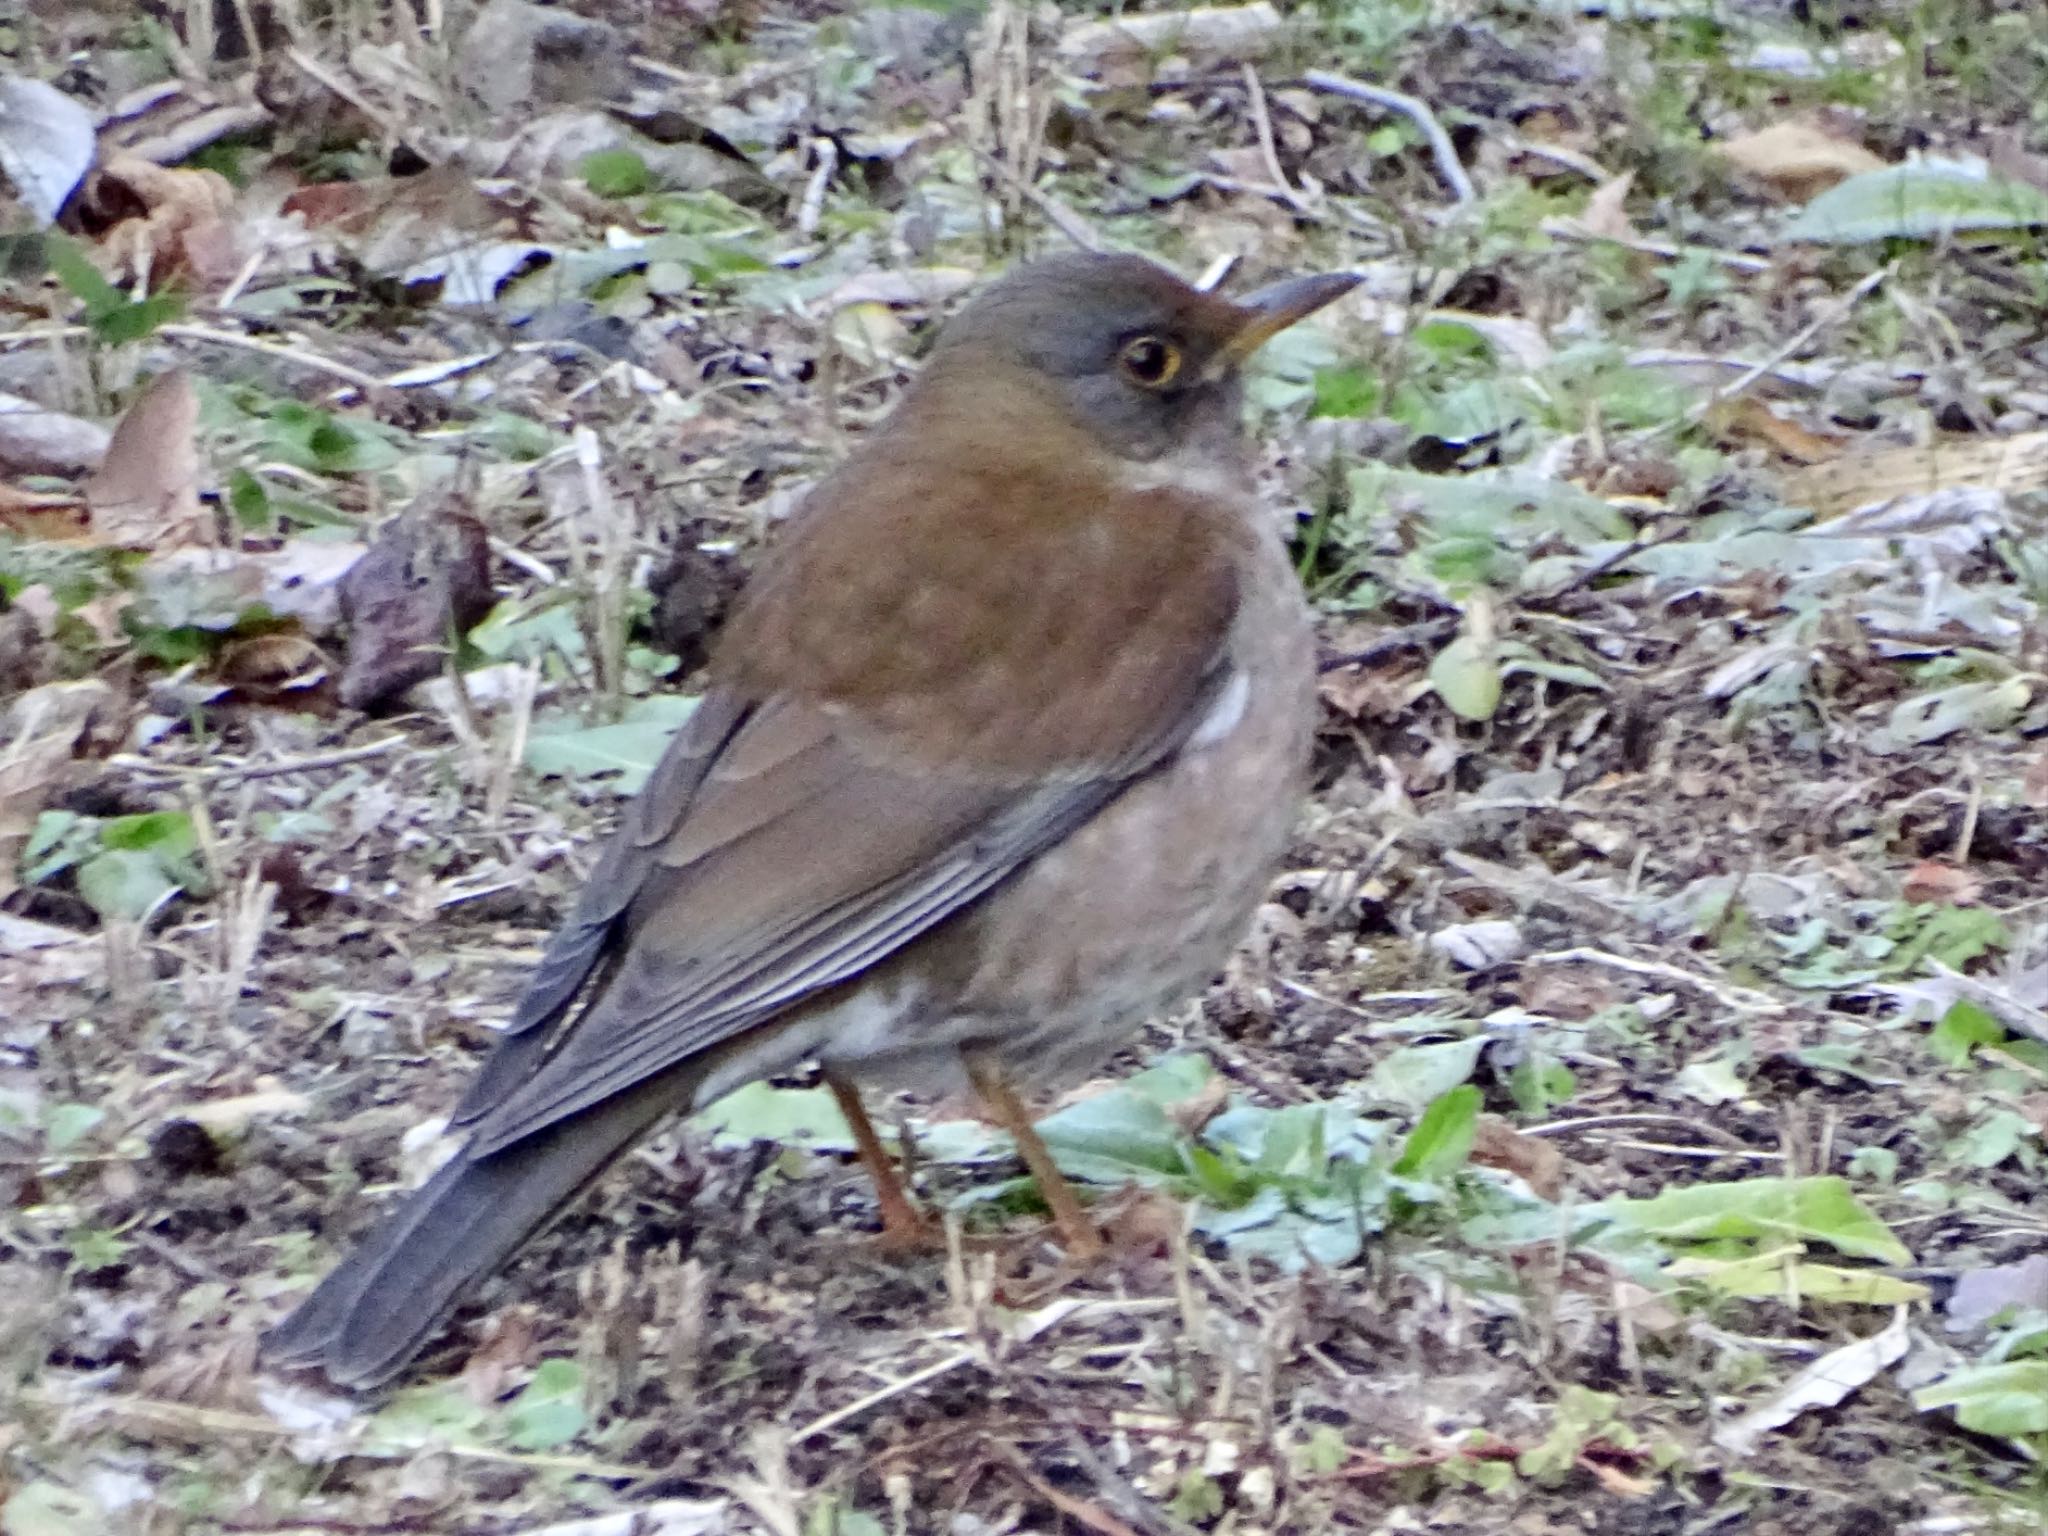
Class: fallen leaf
0,679,116,901
1947,1254,2048,1333
1710,396,1844,465
338,507,494,710
1786,430,2048,521
84,155,241,290
1062,3,1289,75
1427,919,1523,971
2024,750,2048,810
1576,171,1637,240
0,480,89,540
1713,1309,1910,1454
1470,1115,1565,1200
216,631,331,702
1716,119,1887,202
1901,861,1981,906
175,1090,313,1134
0,391,110,476
85,369,206,547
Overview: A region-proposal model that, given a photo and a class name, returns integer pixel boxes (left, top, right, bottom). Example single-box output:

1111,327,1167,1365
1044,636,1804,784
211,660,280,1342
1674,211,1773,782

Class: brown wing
454,423,1247,1158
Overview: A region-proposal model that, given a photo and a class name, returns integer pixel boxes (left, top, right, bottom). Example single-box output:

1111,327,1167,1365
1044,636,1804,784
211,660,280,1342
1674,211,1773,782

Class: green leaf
42,1102,104,1154
66,1226,129,1272
1881,678,2030,747
21,810,91,884
367,1382,492,1448
92,294,184,345
1914,1360,2048,1436
1365,1037,1485,1111
2,1480,103,1536
1036,1064,1202,1185
504,1359,587,1450
1394,1085,1480,1178
805,1502,885,1536
1782,160,2048,244
1310,365,1383,419
581,149,653,198
1949,1110,2033,1170
1508,1055,1575,1116
99,810,196,856
695,1082,855,1153
1603,1176,1910,1264
75,848,178,920
1675,1055,1749,1106
42,232,118,311
1429,633,1503,721
226,467,271,528
524,694,699,794
1395,377,1522,445
1667,1252,1928,1305
43,232,182,342
1930,1000,2010,1067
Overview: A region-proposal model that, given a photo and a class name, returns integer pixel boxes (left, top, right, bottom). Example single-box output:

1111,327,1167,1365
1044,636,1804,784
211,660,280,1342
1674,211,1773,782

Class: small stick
110,737,407,784
1302,69,1476,204
157,323,385,393
795,136,836,235
1241,63,1311,215
1682,262,1893,426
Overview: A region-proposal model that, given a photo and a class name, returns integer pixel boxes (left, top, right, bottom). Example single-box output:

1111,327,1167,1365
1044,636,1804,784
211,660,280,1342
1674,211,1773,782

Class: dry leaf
1062,3,1288,74
0,480,89,540
1786,430,2048,521
2024,749,2048,810
338,509,494,710
0,679,116,901
217,631,330,698
86,155,241,289
1716,120,1887,202
1711,396,1845,465
1901,861,1981,906
0,74,96,227
85,369,205,547
1577,170,1637,240
1470,1115,1565,1201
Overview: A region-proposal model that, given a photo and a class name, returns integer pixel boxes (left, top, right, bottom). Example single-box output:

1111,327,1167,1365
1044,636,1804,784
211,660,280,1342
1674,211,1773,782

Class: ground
3,1,2048,1533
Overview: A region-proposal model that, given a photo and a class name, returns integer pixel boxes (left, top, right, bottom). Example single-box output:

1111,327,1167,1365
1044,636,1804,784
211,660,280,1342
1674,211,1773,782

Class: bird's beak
1211,271,1362,375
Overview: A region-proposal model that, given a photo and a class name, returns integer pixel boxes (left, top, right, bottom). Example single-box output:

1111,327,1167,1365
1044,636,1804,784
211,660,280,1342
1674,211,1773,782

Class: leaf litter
1,0,2047,1533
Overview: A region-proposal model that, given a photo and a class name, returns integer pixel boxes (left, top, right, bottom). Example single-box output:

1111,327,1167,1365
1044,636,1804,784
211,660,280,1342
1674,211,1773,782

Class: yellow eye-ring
1117,334,1183,389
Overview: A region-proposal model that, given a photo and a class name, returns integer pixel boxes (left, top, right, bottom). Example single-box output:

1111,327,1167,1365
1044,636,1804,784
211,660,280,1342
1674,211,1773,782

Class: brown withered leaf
85,369,207,547
337,508,494,710
217,630,333,706
1786,430,2048,522
0,680,118,901
1710,396,1846,465
1900,860,1981,906
1715,119,1886,203
0,480,89,540
1469,1115,1565,1201
83,155,242,291
1577,171,1637,241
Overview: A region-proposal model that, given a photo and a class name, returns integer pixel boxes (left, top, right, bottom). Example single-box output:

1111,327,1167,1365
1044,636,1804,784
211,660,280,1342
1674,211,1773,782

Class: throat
1116,453,1253,503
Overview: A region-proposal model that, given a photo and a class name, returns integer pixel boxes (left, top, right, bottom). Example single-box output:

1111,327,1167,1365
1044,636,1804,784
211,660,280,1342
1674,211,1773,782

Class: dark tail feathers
264,1075,683,1388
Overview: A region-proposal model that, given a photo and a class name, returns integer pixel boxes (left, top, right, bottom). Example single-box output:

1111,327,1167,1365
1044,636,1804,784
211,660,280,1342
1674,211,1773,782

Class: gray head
912,252,1358,467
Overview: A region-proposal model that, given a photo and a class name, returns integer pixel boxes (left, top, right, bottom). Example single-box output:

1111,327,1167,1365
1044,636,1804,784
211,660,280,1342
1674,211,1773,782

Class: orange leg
963,1049,1104,1261
825,1070,933,1252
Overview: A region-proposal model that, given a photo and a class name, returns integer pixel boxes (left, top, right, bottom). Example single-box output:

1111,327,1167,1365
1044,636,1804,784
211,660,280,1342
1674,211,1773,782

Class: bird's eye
1116,334,1182,389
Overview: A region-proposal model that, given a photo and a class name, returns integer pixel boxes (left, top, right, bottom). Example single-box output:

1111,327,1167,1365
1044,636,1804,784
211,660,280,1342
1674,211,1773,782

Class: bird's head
905,252,1359,477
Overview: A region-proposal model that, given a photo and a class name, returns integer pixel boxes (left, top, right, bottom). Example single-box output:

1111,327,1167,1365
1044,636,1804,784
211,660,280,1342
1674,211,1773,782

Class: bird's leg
962,1048,1105,1261
824,1069,933,1252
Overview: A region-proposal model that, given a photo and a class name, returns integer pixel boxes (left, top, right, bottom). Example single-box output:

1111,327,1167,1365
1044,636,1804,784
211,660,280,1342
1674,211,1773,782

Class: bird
265,250,1358,1387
